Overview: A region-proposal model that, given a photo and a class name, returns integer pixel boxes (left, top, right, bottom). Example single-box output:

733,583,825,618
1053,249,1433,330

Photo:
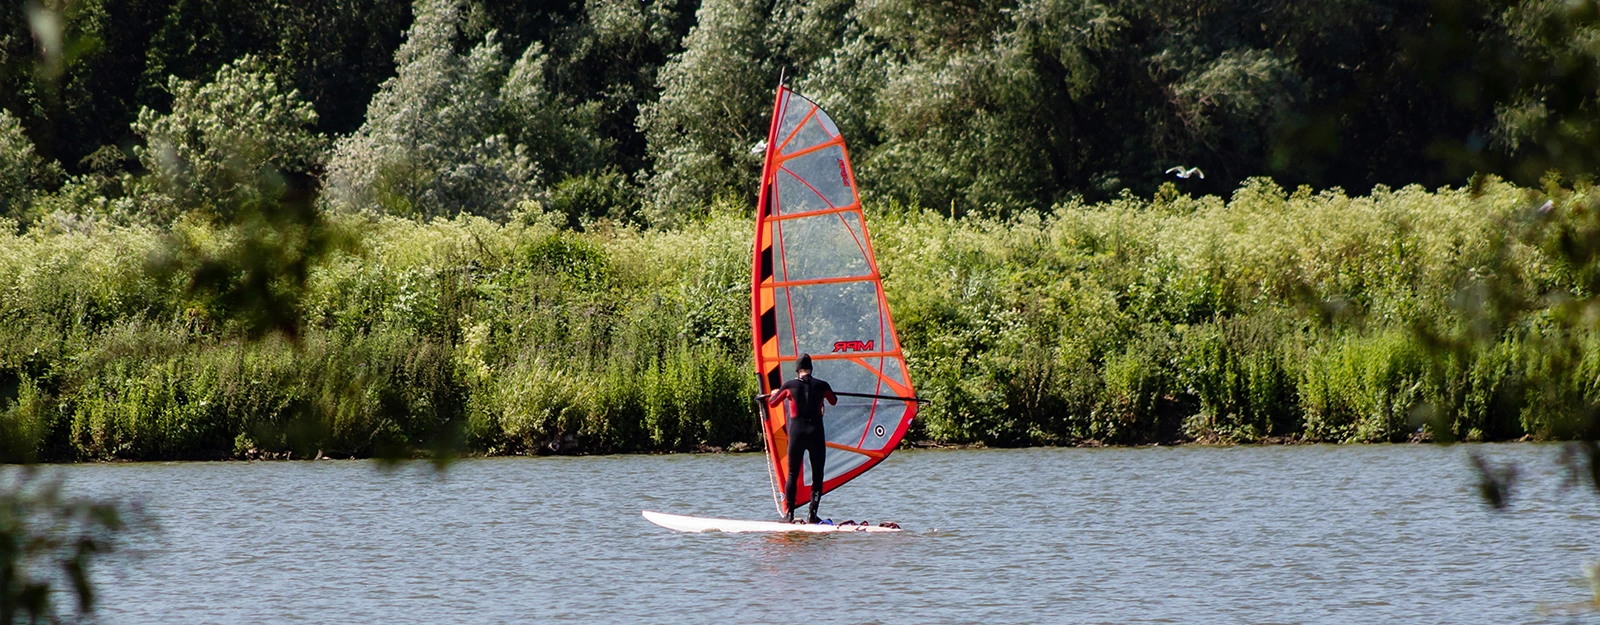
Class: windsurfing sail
751,85,918,517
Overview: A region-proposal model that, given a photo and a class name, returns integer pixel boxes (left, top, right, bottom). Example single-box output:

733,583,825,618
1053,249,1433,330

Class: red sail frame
750,85,918,517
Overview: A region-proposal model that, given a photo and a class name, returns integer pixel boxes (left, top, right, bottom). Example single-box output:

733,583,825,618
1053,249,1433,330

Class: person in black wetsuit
765,353,837,523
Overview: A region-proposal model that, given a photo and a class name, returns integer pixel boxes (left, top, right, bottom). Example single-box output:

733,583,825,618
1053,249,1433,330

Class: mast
752,79,789,516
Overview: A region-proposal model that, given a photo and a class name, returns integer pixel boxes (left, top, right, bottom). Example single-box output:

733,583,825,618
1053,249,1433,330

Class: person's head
796,353,813,376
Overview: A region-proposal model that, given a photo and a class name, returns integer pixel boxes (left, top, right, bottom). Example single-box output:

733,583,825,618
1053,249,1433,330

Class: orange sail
751,85,918,516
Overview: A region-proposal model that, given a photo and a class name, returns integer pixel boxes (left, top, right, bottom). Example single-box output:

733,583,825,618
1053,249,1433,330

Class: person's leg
810,436,826,495
807,433,826,523
783,426,806,522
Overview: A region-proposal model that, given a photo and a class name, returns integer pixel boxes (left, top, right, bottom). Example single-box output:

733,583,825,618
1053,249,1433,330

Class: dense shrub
1,178,1597,460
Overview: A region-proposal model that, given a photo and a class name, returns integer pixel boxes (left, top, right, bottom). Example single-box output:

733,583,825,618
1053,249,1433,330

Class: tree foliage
11,0,1600,224
0,472,128,624
131,54,326,220
639,0,774,221
0,0,410,169
0,110,62,222
632,0,1521,217
325,0,538,220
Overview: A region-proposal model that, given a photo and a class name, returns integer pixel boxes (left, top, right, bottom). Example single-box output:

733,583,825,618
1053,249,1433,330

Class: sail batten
752,86,918,517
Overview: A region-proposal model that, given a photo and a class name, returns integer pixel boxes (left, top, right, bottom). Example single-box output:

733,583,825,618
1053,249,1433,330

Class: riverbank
67,434,1467,462
3,177,1596,462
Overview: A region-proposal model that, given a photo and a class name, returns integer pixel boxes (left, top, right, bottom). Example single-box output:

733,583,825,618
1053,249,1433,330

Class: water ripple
40,443,1600,624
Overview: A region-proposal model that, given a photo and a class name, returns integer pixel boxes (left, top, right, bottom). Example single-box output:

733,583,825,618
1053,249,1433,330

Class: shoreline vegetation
4,177,1596,463
6,1,1600,622
2,0,1598,464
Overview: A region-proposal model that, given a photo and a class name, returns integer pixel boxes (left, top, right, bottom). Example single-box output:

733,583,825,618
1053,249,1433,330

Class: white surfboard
642,510,901,534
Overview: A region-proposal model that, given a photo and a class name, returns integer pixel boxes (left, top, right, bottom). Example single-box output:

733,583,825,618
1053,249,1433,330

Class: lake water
45,444,1600,624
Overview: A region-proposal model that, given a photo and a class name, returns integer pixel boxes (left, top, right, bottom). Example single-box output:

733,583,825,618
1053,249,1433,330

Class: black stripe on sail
763,182,774,216
766,367,781,391
760,246,773,282
760,307,777,341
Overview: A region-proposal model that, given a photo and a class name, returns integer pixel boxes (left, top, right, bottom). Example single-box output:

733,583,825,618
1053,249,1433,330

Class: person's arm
824,388,837,405
766,388,791,408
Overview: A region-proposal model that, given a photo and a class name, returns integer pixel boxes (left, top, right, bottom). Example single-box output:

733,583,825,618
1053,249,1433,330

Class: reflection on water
46,444,1600,624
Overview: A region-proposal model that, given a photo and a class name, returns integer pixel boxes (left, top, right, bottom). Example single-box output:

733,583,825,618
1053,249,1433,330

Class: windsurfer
765,353,836,523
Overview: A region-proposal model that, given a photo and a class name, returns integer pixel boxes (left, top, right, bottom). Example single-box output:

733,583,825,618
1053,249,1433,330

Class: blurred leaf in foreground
0,469,138,625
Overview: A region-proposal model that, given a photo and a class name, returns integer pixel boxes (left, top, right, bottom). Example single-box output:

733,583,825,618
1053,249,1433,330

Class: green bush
1296,330,1433,442
546,170,641,229
1177,316,1299,442
1,177,1598,461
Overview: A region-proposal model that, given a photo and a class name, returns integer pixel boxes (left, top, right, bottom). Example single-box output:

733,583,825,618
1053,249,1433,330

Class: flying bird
1165,166,1204,179
750,140,769,155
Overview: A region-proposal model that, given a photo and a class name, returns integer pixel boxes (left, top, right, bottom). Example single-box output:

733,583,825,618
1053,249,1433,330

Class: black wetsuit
768,375,836,513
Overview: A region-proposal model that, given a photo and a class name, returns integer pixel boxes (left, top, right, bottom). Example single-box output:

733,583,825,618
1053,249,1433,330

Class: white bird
749,140,769,155
1165,166,1204,179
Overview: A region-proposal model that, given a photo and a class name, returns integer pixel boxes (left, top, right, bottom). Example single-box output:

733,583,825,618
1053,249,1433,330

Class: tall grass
1,178,1595,461
872,178,1589,445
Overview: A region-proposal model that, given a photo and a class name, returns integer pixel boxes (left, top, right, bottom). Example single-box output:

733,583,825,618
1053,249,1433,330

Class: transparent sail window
801,449,869,486
782,114,835,155
880,356,907,385
775,169,833,215
773,212,872,282
774,286,795,356
776,94,812,150
861,401,907,451
779,281,896,356
781,145,856,209
814,106,840,136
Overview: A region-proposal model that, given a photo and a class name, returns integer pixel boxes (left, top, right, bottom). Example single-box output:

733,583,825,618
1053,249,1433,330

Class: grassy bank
1,178,1596,461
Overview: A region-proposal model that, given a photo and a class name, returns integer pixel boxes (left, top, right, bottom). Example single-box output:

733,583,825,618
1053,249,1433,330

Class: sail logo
832,340,874,353
837,159,850,186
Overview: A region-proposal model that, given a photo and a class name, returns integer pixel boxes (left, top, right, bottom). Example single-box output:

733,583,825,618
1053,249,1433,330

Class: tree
324,0,537,221
474,0,698,182
129,54,326,222
500,42,610,187
638,0,775,223
638,0,1320,215
0,110,62,222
